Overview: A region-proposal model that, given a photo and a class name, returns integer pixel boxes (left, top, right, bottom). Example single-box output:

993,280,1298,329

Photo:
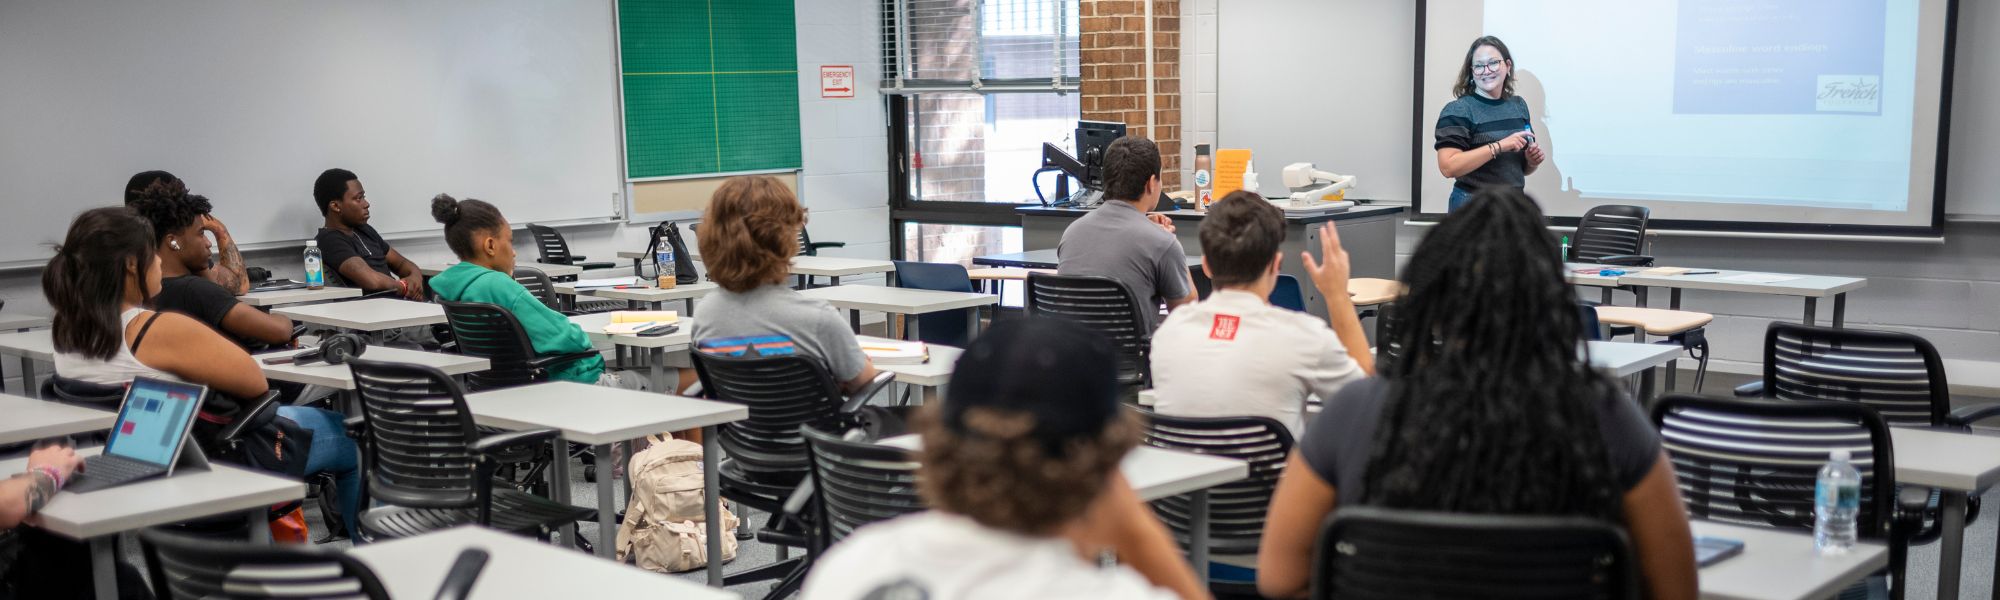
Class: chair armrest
1733,380,1766,398
806,242,846,251
1947,403,2000,428
472,428,563,457
218,391,284,443
1597,254,1656,267
524,351,601,370
431,549,489,600
841,371,898,414
343,415,367,438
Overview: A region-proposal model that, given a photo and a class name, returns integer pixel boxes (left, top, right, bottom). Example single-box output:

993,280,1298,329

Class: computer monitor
105,377,207,471
1075,120,1126,189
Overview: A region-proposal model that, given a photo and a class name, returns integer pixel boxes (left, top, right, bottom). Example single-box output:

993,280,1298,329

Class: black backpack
645,221,699,285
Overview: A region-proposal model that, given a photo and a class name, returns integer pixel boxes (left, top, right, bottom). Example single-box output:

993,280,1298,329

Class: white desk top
881,434,1247,501
615,250,651,260
1692,520,1886,600
0,313,51,331
273,298,446,331
421,262,584,278
463,382,747,445
860,336,961,387
0,395,115,445
238,286,363,307
350,525,737,600
1588,341,1682,378
556,280,719,303
0,329,54,361
258,347,490,390
1564,263,1626,288
567,313,694,350
798,285,998,315
0,449,303,540
1887,427,2000,491
1615,270,1867,298
790,256,897,277
977,249,1203,270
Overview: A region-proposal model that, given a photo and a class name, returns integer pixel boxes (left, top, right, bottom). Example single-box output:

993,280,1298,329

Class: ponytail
46,208,157,360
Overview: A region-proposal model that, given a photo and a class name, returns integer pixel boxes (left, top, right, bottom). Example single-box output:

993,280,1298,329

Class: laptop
64,377,209,493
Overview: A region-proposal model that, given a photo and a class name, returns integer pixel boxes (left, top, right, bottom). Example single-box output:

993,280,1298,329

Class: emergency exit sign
821,65,855,98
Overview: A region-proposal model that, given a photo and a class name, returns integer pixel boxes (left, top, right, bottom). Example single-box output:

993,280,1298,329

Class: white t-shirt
800,512,1180,600
1148,289,1365,436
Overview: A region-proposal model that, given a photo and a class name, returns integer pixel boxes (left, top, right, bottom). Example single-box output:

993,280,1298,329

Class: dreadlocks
1359,187,1623,522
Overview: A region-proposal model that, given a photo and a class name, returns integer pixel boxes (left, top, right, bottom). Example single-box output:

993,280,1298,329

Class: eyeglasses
1471,60,1506,73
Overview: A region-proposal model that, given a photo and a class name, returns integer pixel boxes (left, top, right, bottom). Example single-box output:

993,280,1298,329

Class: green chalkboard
619,0,802,179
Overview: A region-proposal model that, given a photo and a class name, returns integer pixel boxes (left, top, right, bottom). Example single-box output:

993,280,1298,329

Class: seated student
1254,189,1697,600
802,318,1205,600
124,171,250,295
689,176,879,393
45,207,362,541
426,194,644,389
0,445,151,600
1149,191,1373,436
1056,136,1196,329
127,183,295,348
311,168,425,300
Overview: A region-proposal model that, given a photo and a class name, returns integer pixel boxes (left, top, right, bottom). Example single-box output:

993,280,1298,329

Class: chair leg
1692,340,1710,393
763,559,811,600
1664,358,1679,393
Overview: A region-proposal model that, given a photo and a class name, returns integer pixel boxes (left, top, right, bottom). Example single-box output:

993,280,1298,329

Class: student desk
272,298,446,340
1616,270,1867,328
0,329,54,397
0,313,51,332
1885,427,2000,599
258,346,489,389
881,434,1248,587
460,382,747,584
556,280,718,313
0,449,305,600
420,261,584,278
791,255,896,287
238,286,362,307
567,313,694,392
974,248,1204,271
857,336,962,402
1691,520,1887,600
0,394,114,445
797,285,996,341
350,525,738,600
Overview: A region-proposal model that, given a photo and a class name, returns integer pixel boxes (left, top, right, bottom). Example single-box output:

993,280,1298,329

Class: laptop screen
105,377,207,466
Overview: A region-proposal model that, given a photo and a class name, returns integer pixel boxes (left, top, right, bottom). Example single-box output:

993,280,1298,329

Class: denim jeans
1448,186,1473,211
276,405,361,539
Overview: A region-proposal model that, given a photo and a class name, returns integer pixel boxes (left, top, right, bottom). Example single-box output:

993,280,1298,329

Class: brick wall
1081,0,1182,189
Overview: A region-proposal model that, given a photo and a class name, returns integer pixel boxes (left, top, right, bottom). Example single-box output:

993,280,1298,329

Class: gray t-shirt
690,283,869,381
1055,200,1192,329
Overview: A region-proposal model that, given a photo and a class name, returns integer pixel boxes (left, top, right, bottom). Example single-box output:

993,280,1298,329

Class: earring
169,239,182,251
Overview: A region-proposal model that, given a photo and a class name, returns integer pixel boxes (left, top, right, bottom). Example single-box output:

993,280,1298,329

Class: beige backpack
615,435,740,573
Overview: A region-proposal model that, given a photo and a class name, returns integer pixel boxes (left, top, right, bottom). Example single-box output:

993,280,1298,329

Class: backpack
645,222,700,285
616,435,739,573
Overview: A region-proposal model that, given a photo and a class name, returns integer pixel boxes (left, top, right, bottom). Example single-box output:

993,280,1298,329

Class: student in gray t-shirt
1056,136,1196,329
687,176,879,392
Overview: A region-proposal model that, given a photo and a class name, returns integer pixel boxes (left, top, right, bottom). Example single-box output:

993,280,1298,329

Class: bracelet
34,466,62,490
1490,143,1500,159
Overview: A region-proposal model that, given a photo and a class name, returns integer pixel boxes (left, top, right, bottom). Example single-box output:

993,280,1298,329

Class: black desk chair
691,351,897,599
1652,394,1917,600
792,227,847,289
1569,205,1653,305
744,425,927,597
1025,273,1153,390
1137,411,1293,597
345,358,595,542
525,223,614,271
891,261,976,347
139,528,485,600
436,299,590,486
1313,506,1640,600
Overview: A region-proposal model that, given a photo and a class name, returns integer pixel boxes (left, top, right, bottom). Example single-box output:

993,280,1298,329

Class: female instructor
1435,36,1545,211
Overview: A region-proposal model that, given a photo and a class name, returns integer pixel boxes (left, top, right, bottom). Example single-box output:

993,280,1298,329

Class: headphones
294,333,368,366
169,238,183,250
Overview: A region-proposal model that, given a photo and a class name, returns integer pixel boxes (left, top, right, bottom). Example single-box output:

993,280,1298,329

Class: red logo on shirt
1210,314,1241,341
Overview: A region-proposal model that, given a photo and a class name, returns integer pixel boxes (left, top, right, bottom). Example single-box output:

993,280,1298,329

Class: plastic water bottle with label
1814,449,1860,554
303,240,324,290
655,243,677,289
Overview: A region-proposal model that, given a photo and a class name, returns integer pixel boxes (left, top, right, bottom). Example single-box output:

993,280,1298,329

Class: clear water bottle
1560,235,1570,264
1814,449,1860,554
303,240,324,290
654,243,676,289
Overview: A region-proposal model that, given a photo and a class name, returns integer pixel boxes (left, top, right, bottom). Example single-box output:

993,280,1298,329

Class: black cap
942,317,1120,454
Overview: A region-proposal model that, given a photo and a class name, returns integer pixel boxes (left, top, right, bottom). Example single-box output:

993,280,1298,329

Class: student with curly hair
123,171,251,294
126,182,295,348
802,318,1205,600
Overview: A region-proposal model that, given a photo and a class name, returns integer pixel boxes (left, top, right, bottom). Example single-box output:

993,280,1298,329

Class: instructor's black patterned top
1435,93,1533,193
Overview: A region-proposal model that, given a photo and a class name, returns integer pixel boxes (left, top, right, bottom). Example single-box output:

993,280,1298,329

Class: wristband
34,465,63,490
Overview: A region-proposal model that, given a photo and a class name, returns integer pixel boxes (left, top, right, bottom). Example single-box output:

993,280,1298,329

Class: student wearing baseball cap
802,318,1207,600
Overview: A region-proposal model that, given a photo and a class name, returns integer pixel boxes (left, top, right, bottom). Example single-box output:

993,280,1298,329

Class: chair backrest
1024,273,1151,386
1373,302,1404,371
1761,322,1948,427
526,223,577,265
346,358,486,510
691,352,849,476
141,528,391,600
438,299,544,391
43,374,125,411
1651,394,1895,537
802,426,924,546
1269,274,1306,312
1569,205,1649,262
1137,411,1293,555
797,228,815,256
1579,302,1603,341
1313,506,1640,600
512,266,561,311
892,261,975,347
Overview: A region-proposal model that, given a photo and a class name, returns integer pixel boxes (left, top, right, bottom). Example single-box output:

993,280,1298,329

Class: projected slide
1420,0,1949,231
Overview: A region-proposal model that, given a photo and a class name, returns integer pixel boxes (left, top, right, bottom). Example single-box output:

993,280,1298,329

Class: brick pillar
1080,0,1181,189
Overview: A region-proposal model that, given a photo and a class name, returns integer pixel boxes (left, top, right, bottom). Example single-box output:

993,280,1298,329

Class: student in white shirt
1149,191,1375,435
801,318,1208,600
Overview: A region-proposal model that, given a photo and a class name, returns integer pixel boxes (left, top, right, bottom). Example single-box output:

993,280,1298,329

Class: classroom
3,0,1999,598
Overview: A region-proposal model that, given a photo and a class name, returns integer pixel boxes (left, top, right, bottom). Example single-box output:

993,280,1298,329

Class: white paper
1719,273,1800,284
571,276,641,288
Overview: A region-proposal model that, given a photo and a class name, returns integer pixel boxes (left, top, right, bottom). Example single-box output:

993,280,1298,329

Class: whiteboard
1944,0,2000,218
0,0,623,266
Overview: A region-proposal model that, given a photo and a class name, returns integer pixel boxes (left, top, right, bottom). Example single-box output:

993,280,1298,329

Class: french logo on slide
1816,75,1881,113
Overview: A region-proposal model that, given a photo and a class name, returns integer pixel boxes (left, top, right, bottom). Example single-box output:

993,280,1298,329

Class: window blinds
880,0,1080,94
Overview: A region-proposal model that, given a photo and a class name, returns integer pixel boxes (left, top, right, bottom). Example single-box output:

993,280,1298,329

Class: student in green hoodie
426,194,643,389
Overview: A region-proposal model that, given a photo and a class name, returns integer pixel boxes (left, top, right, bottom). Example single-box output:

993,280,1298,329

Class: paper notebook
861,340,930,365
601,311,679,335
